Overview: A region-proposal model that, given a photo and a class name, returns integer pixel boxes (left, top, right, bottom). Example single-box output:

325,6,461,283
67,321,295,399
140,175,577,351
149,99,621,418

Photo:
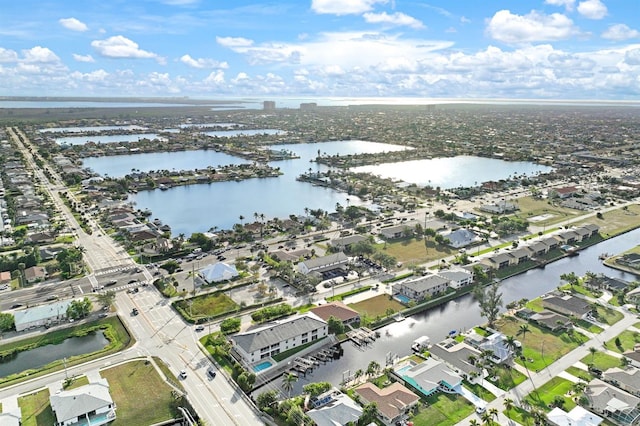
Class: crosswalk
94,265,138,276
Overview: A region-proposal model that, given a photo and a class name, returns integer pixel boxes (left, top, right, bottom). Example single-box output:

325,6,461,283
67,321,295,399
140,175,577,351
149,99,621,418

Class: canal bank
252,226,640,398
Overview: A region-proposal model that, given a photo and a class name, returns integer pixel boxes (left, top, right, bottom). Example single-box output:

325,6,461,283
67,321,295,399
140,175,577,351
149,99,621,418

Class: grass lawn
504,406,538,426
495,316,588,371
525,298,544,312
580,351,622,370
64,375,89,390
565,366,593,382
525,376,576,412
348,294,405,318
574,319,604,334
463,381,496,402
572,204,640,237
595,305,623,325
487,364,527,391
101,360,178,426
561,284,602,299
606,330,640,353
18,389,55,426
409,393,474,426
175,292,239,319
512,196,581,226
375,237,454,265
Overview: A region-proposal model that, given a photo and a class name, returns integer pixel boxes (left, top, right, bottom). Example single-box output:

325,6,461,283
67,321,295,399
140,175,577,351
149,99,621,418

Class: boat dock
346,328,378,346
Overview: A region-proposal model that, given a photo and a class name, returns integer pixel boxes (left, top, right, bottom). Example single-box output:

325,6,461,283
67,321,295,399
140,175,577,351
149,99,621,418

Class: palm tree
503,397,514,411
505,335,518,356
517,323,530,344
238,215,245,226
281,372,297,398
489,407,499,422
589,346,598,365
366,360,380,377
480,411,493,425
469,420,480,426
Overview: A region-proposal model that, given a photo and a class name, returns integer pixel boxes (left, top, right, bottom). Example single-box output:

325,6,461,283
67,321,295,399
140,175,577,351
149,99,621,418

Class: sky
1,0,639,100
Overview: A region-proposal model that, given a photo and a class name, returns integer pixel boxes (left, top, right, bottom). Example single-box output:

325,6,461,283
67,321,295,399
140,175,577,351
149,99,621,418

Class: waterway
55,133,165,145
352,156,552,189
39,125,147,133
254,228,640,397
203,129,284,137
0,331,109,377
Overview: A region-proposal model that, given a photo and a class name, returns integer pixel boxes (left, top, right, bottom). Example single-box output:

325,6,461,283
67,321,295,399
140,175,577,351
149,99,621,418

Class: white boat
412,336,431,352
394,313,405,322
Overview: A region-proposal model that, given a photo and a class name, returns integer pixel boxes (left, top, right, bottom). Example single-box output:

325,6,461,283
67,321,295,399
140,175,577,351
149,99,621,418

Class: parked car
179,370,187,379
131,308,139,316
195,325,205,332
207,368,216,379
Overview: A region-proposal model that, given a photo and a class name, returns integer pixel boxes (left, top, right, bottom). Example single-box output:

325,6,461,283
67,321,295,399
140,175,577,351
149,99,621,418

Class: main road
6,127,264,425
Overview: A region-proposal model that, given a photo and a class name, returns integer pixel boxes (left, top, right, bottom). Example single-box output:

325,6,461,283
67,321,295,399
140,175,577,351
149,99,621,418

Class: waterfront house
547,406,603,426
584,274,630,292
306,388,362,426
438,269,474,290
229,313,328,364
510,247,531,264
199,262,239,283
310,301,360,326
584,378,640,425
463,330,513,364
329,235,368,252
542,294,592,319
393,274,450,302
297,252,349,276
429,338,480,380
481,252,514,270
354,382,419,425
13,299,74,331
528,241,549,257
555,230,580,245
393,357,461,397
603,367,640,396
23,265,47,283
50,378,116,426
529,310,572,332
582,223,600,237
540,236,560,251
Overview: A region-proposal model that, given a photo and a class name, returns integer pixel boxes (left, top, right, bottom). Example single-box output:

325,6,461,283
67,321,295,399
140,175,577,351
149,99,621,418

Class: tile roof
354,382,419,421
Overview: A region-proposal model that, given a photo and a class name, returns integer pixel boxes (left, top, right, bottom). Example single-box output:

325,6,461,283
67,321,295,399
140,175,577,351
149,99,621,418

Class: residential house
310,301,360,326
393,357,462,398
0,409,21,426
623,349,640,369
585,378,640,425
542,294,592,319
604,367,640,397
429,338,481,380
0,270,11,284
478,201,518,214
23,266,47,283
510,247,531,265
199,263,239,283
379,221,419,239
438,269,474,290
393,274,450,302
13,300,74,331
297,252,349,276
626,288,640,305
551,186,580,199
585,274,630,292
481,252,514,270
306,388,362,426
530,310,572,332
464,330,513,364
547,406,603,426
556,230,580,245
444,228,478,249
617,253,640,270
582,223,600,237
329,235,368,252
540,236,560,251
354,382,419,425
50,378,116,426
229,313,328,365
528,241,549,257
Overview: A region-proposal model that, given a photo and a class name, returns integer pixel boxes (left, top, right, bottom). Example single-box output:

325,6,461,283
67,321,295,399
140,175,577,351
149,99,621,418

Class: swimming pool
395,294,411,305
253,360,273,372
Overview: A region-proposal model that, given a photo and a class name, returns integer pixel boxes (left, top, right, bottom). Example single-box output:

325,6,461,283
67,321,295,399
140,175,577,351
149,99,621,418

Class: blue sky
1,0,639,99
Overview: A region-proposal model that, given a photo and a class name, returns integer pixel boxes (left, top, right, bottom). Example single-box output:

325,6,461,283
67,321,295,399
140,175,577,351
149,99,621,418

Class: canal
253,227,640,397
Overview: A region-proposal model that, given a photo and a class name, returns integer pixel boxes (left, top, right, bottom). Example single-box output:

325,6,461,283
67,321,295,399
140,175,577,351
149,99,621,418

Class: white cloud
311,0,387,16
486,10,579,44
204,70,225,84
23,46,60,63
59,17,89,32
216,36,254,48
363,12,425,29
544,0,575,10
179,54,228,69
91,36,159,60
625,49,640,65
73,53,95,63
577,0,607,19
0,47,19,63
602,24,640,41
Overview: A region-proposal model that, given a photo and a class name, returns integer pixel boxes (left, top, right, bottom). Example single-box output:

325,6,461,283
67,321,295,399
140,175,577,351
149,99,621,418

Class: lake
0,331,109,377
203,129,284,137
352,156,553,189
39,125,147,133
55,133,165,145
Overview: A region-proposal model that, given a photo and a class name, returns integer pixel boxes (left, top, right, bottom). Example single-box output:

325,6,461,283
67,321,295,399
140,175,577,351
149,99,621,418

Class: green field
572,204,640,237
409,393,474,426
504,196,581,226
174,292,239,319
525,376,576,412
348,294,405,318
375,237,454,265
18,389,54,426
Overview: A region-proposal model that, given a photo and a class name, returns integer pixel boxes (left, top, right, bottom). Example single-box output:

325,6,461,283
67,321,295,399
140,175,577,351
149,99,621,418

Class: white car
179,370,187,379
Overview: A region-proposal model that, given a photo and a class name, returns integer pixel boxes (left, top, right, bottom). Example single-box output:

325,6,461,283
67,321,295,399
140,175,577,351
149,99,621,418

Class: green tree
220,317,241,335
518,324,530,343
560,272,580,291
302,382,332,398
95,290,116,310
327,316,345,335
56,247,84,278
366,360,380,377
256,389,279,411
281,372,298,398
66,297,92,319
473,282,503,327
0,312,15,331
358,402,378,426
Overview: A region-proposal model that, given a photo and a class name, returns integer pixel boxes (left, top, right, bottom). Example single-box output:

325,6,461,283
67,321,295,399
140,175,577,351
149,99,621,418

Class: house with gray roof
50,378,116,426
547,406,603,426
585,378,640,425
438,269,474,290
13,299,74,331
481,252,514,270
379,221,419,239
542,294,592,319
393,274,450,302
229,312,328,365
510,247,531,264
306,388,362,426
429,338,480,380
604,367,640,397
443,228,478,249
298,252,348,276
530,309,572,332
528,241,549,257
329,235,368,252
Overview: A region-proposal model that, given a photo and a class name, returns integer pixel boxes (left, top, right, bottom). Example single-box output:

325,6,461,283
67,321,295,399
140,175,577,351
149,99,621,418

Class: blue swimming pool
253,360,273,372
395,294,411,305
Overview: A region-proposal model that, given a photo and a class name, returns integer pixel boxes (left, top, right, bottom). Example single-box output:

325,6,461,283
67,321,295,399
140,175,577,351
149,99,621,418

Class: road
5,127,264,426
